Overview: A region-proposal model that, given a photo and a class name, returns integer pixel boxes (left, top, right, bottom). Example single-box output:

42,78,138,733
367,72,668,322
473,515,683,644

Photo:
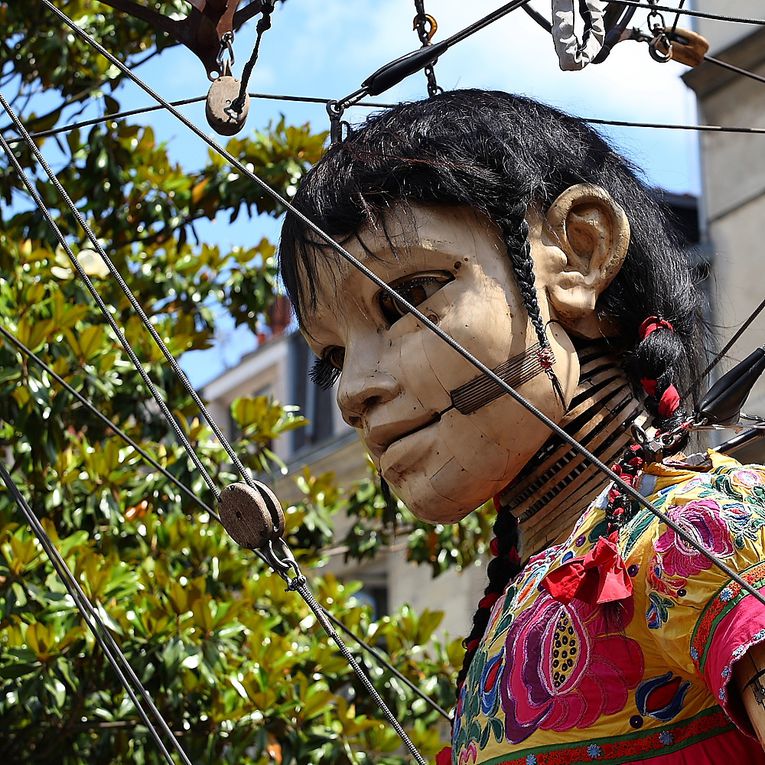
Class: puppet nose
337,364,400,428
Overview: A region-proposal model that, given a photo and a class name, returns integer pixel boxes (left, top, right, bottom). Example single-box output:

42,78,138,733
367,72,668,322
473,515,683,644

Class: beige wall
203,335,291,461
684,22,765,418
693,0,762,52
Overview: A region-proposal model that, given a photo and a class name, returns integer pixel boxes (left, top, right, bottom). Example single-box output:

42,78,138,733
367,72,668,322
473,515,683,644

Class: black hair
278,88,706,701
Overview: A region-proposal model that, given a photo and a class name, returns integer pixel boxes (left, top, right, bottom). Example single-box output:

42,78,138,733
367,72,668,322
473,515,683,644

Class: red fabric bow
435,746,452,765
541,532,633,606
640,378,681,417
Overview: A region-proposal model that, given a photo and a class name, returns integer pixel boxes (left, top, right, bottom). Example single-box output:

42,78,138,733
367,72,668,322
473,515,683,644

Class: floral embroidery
712,468,765,506
452,454,765,765
500,592,644,743
646,591,674,629
480,650,503,717
635,672,690,722
653,499,735,578
689,560,765,672
459,742,478,765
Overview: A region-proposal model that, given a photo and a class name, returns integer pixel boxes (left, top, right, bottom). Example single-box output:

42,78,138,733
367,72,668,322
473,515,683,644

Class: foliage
0,2,468,763
288,466,495,577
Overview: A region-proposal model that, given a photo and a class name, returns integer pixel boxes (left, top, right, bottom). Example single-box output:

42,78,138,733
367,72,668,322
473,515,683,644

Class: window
289,333,335,453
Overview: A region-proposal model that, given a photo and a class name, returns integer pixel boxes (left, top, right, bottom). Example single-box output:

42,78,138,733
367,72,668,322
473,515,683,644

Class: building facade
684,0,765,460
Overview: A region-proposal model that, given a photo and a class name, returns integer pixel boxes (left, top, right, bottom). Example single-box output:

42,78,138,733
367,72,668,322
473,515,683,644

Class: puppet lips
366,412,442,457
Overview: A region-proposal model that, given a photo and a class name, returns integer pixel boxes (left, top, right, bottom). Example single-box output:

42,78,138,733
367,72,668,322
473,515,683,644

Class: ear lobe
543,183,630,338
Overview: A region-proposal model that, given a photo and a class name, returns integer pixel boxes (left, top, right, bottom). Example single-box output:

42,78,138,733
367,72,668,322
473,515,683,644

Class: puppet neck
497,339,646,558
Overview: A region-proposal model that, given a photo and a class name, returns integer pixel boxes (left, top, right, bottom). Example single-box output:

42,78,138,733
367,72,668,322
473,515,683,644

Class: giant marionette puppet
278,90,765,764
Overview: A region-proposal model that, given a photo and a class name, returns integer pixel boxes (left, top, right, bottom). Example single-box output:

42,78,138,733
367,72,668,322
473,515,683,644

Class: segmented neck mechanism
498,339,644,557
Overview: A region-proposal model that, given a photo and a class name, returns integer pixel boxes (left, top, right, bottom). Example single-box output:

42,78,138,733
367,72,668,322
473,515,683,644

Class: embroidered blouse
452,451,765,765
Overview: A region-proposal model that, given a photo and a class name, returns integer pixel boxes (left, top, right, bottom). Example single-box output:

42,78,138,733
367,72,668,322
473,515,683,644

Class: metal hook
213,30,235,79
412,13,438,43
648,29,673,63
326,99,349,145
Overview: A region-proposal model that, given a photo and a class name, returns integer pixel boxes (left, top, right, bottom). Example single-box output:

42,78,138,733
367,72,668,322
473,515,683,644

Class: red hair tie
639,316,674,340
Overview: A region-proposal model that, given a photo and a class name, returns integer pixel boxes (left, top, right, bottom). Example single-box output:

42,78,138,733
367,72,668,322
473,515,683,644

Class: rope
2,325,453,722
324,609,453,722
521,2,552,33
1,323,453,723
682,296,765,400
231,0,275,113
0,462,193,765
10,92,765,148
40,0,765,616
0,323,220,522
669,0,686,37
7,14,432,746
293,579,427,765
704,54,765,87
5,313,452,723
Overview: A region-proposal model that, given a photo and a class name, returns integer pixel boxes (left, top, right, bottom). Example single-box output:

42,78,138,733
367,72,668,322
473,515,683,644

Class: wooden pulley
218,481,285,549
205,74,250,136
668,27,709,68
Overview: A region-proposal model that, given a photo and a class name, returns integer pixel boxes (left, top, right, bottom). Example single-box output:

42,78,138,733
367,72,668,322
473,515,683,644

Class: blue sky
105,0,702,387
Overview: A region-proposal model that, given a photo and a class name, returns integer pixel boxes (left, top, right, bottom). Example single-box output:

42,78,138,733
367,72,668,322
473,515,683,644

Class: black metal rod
0,462,193,765
40,0,765,613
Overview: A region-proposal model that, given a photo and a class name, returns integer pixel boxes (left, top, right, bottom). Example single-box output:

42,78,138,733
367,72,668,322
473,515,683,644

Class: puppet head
279,89,705,524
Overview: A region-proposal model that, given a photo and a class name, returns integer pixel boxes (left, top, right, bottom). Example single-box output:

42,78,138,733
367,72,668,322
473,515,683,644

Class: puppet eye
310,346,345,389
378,271,453,327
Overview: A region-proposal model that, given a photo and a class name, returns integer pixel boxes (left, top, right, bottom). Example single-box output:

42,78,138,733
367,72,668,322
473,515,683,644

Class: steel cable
609,1,765,26
0,462,193,765
0,323,220,521
294,577,427,765
0,119,221,500
6,95,765,148
0,325,452,724
3,94,285,530
37,0,765,615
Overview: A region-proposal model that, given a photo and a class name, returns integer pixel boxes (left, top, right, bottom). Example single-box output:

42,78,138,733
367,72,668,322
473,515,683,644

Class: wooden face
301,204,580,522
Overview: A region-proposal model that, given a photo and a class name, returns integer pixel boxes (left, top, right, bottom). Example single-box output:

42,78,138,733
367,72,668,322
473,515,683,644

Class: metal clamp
214,30,235,78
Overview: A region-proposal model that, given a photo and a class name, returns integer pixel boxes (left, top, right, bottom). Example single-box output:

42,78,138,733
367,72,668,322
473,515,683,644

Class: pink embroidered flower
654,499,735,578
500,591,643,743
458,741,477,765
731,468,764,491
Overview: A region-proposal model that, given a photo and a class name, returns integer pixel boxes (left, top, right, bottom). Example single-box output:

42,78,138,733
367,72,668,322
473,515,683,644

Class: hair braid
496,201,549,353
456,503,522,694
605,320,693,534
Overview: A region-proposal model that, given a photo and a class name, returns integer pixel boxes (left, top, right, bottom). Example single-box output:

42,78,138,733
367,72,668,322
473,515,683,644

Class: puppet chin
378,424,510,524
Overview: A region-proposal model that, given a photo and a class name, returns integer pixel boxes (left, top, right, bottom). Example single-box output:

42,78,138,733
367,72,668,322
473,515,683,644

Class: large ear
538,183,630,339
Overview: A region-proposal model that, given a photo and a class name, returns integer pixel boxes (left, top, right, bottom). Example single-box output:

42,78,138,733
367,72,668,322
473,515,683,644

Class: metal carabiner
263,537,306,590
412,13,438,44
648,29,673,63
214,31,235,79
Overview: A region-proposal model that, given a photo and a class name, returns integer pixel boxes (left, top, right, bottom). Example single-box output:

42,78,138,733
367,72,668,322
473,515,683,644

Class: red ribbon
541,532,633,606
436,746,452,765
639,316,674,340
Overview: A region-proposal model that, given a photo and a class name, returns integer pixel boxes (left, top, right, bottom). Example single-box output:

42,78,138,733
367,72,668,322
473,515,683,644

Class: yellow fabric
452,452,765,765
